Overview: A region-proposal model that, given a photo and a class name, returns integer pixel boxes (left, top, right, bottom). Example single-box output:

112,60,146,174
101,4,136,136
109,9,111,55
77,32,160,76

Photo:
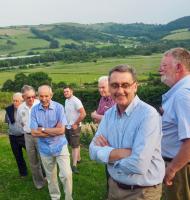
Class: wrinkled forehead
109,71,134,83
13,97,22,101
24,90,35,97
98,80,108,87
64,88,72,93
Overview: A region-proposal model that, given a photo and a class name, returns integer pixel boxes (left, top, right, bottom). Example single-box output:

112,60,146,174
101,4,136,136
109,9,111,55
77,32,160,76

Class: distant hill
0,16,189,58
36,16,190,42
166,16,190,31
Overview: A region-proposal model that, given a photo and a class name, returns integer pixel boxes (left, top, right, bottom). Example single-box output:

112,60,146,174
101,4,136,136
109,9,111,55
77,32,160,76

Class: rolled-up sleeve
30,106,38,130
89,115,114,163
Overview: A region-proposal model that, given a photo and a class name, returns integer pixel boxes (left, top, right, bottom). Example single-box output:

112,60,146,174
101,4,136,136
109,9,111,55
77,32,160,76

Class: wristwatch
42,127,45,132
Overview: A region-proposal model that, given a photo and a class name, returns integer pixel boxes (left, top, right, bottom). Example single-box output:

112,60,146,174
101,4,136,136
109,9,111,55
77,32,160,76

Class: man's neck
26,103,33,109
68,95,73,100
117,105,127,115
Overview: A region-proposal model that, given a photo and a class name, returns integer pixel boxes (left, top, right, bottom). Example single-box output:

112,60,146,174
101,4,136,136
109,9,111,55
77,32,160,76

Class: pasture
163,28,190,41
0,134,106,200
0,54,162,86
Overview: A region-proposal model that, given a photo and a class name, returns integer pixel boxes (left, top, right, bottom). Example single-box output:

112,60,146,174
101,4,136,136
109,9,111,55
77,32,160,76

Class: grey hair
38,85,53,95
98,76,108,83
21,85,35,94
164,47,190,71
109,64,137,81
13,92,23,101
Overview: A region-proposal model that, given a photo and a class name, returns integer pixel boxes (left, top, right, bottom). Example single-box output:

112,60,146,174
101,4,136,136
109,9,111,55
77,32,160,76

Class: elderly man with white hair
31,85,72,200
5,92,27,177
91,76,115,123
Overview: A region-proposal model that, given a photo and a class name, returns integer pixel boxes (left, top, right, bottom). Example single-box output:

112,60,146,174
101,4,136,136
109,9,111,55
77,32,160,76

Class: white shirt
65,95,83,126
17,99,40,133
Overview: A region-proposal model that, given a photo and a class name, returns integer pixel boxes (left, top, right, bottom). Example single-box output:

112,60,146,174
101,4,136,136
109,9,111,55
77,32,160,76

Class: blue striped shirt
89,95,165,186
30,100,67,156
162,75,190,158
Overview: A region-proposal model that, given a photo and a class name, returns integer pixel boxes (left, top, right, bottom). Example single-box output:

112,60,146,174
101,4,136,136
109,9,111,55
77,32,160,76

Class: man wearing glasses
17,85,46,189
89,65,165,200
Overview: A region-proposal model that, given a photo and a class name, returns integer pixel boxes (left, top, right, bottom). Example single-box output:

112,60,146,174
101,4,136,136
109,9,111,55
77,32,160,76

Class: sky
0,0,189,27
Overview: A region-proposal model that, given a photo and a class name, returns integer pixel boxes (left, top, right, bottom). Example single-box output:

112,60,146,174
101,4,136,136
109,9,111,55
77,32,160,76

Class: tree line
1,72,168,121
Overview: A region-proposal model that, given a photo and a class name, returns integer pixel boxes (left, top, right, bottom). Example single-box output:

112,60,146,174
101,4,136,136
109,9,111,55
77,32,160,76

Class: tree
49,40,59,49
28,72,52,90
14,73,28,91
1,72,52,92
2,79,15,91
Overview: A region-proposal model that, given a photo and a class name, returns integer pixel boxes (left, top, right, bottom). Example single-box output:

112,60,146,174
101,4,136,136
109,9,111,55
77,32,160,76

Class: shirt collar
162,75,190,102
114,95,140,117
39,100,55,111
103,96,112,101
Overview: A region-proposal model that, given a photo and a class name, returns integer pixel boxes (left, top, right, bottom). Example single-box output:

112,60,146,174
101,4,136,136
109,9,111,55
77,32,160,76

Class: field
0,27,48,55
163,28,190,41
0,54,162,87
0,134,106,200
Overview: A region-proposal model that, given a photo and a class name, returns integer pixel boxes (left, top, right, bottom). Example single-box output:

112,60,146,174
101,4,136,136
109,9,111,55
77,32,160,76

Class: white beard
161,75,167,83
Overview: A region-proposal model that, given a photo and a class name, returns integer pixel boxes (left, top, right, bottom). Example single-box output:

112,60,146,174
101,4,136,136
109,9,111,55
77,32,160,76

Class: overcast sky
0,0,189,27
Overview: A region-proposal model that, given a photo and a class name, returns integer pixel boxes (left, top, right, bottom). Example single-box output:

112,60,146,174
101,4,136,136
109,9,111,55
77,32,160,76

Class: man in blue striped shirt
159,48,190,200
31,85,72,200
89,65,165,200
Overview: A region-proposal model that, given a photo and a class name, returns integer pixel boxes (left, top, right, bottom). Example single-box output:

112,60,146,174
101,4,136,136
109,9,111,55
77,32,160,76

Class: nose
158,66,164,74
117,85,125,94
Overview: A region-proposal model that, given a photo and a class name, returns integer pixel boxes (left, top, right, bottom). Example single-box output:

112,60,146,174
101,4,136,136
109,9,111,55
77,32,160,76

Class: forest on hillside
0,16,189,69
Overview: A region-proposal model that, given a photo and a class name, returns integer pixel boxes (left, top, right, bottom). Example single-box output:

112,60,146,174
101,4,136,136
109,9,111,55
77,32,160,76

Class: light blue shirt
30,100,67,156
89,95,165,186
162,75,190,158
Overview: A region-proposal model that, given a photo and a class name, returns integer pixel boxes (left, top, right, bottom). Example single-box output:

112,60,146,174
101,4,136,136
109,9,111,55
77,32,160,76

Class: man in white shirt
17,85,46,189
63,86,86,174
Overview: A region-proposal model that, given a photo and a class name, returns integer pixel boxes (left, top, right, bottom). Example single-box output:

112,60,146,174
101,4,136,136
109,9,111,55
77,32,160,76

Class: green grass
0,27,49,55
0,54,162,86
0,134,106,200
163,28,190,41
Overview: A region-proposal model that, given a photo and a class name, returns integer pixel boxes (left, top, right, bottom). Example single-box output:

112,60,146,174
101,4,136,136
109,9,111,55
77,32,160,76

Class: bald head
38,85,53,109
38,85,53,96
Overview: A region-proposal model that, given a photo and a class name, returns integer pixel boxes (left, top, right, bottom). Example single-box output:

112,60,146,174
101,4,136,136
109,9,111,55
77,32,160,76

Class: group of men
5,47,190,200
90,47,190,200
5,85,86,200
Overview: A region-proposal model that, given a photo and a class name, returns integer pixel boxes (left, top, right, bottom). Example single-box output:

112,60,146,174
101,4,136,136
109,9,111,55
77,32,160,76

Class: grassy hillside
0,27,49,55
0,54,162,86
0,16,189,58
162,28,190,40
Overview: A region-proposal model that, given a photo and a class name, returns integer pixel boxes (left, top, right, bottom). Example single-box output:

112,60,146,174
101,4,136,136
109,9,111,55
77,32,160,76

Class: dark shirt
96,96,115,115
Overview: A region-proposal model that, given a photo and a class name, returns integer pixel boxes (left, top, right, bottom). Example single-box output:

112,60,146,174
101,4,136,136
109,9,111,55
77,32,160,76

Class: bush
53,88,100,122
0,92,12,109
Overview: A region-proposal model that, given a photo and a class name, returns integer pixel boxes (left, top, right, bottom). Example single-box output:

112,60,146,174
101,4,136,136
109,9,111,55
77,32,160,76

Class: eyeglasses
110,81,136,89
26,96,35,100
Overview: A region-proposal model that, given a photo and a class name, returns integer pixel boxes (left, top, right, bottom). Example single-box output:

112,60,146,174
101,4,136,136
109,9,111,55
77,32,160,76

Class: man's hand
72,123,78,130
95,135,109,147
91,111,102,123
91,111,98,123
164,164,176,186
91,110,97,118
31,128,49,137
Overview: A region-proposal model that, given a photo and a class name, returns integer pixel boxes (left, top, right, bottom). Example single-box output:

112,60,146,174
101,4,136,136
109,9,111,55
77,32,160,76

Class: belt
163,156,190,165
116,181,160,190
26,132,31,135
163,157,173,162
